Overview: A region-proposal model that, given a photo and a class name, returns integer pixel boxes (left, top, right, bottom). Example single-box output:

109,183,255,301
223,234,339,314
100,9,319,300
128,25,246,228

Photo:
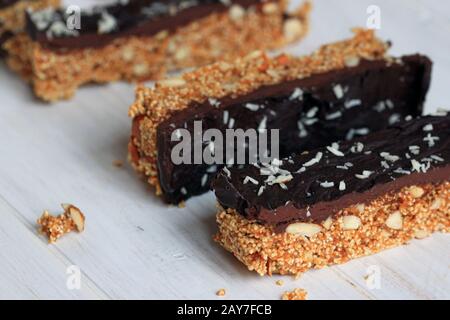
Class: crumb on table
37,204,85,243
282,288,308,300
276,280,284,286
112,160,124,167
216,288,226,297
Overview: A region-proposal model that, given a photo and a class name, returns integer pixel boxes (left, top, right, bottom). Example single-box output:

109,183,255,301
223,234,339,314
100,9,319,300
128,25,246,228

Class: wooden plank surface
0,0,448,299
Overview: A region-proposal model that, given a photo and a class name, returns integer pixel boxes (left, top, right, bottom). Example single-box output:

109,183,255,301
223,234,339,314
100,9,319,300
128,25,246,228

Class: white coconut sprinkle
339,181,346,191
297,120,308,138
346,127,370,140
409,145,420,155
306,207,311,217
271,175,293,185
355,170,374,179
228,118,235,129
423,124,434,131
244,176,259,185
223,167,231,178
303,118,319,126
279,183,288,190
350,142,364,153
394,168,411,175
174,129,182,139
98,11,117,34
272,158,283,166
223,111,229,125
258,116,267,133
245,103,260,111
333,84,345,99
209,98,220,107
290,88,303,101
423,133,440,147
325,111,343,120
430,155,444,162
257,186,265,196
201,174,208,187
373,101,386,112
320,181,335,188
389,113,401,125
411,159,427,173
306,107,319,118
385,99,395,109
344,99,362,109
303,152,323,167
180,187,188,195
295,166,306,173
380,152,400,162
327,145,344,157
381,161,390,169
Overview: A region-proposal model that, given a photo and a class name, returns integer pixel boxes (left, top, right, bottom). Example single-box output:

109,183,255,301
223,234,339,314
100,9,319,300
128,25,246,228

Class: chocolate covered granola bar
212,114,449,276
4,0,311,101
128,29,432,204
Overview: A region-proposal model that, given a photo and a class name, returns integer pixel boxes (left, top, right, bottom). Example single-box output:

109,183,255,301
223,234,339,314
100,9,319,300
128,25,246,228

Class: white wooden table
0,0,448,300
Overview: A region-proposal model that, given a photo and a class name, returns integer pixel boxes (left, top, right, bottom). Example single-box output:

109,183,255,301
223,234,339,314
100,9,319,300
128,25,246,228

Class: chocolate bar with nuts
128,29,432,204
212,113,450,276
0,0,59,56
4,0,310,101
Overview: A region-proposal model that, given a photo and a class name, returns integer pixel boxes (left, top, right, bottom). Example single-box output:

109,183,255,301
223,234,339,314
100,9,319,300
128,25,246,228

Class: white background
0,0,449,299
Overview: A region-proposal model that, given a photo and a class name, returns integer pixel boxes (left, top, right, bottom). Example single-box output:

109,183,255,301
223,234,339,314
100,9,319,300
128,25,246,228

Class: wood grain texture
0,0,448,299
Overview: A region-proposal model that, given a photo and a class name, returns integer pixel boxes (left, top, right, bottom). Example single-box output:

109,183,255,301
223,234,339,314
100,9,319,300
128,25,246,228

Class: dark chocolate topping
25,0,265,49
212,114,449,230
156,55,432,204
0,0,19,9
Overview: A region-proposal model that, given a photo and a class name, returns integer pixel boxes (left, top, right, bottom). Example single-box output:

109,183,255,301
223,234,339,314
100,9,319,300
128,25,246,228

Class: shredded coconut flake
244,176,259,185
320,181,334,188
303,152,323,167
355,170,374,179
333,84,345,99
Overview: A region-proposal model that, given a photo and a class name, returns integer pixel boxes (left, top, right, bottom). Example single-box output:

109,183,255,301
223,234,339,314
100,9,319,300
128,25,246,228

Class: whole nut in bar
158,78,187,88
342,215,361,230
414,230,430,239
385,211,403,230
286,222,322,237
409,186,425,198
262,3,278,14
322,216,333,230
62,204,85,232
229,4,245,21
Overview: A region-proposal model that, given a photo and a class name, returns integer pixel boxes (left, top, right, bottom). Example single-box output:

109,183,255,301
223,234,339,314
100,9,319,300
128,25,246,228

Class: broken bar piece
4,0,311,101
0,0,59,56
212,114,450,276
128,29,432,204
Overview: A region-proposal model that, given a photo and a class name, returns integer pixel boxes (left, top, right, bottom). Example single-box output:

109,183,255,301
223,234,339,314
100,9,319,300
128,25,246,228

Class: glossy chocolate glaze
212,114,449,231
25,0,266,49
155,55,432,204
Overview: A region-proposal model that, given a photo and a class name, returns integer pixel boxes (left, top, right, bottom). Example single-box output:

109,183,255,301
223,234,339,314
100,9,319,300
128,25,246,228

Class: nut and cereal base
214,182,450,276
